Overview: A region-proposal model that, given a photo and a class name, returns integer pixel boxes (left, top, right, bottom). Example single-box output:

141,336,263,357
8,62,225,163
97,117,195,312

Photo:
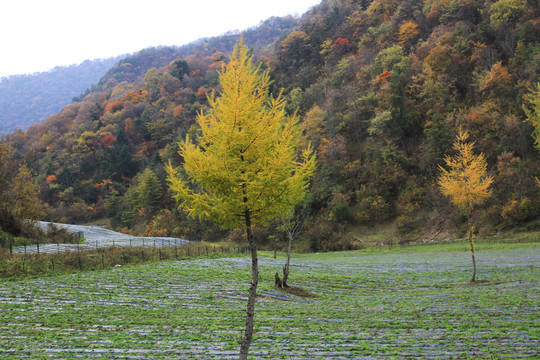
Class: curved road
12,221,189,254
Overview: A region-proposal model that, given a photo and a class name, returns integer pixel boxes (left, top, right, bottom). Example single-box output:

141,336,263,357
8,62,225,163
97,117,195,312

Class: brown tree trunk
275,272,284,288
468,214,476,283
239,210,258,360
282,263,289,288
275,233,292,288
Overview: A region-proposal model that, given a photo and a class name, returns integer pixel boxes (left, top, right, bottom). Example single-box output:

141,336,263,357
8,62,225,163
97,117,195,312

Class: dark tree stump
275,270,289,289
282,264,289,288
275,272,284,288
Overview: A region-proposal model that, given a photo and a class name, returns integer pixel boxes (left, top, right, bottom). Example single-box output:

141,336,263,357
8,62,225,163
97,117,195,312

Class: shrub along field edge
0,243,246,280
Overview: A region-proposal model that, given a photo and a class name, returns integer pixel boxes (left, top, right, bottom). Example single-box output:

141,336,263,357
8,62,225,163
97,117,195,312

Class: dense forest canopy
1,0,539,250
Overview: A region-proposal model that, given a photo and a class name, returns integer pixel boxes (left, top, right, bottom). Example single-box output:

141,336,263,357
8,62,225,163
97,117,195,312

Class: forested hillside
0,57,122,135
95,16,298,92
1,0,539,250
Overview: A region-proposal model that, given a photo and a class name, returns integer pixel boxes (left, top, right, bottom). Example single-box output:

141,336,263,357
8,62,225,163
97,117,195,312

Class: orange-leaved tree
167,40,315,360
438,129,493,283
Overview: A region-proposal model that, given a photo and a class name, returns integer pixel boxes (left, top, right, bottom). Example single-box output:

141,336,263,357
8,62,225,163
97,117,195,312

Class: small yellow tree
398,20,420,46
438,130,493,282
167,41,315,359
11,163,46,221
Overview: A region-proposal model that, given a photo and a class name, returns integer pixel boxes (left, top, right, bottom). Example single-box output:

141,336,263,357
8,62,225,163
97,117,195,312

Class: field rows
0,247,538,359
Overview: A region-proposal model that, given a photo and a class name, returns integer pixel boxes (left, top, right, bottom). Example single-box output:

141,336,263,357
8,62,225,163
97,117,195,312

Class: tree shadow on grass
276,285,320,298
429,280,516,288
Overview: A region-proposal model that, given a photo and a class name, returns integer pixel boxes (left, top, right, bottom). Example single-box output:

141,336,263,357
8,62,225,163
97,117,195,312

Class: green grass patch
279,231,539,259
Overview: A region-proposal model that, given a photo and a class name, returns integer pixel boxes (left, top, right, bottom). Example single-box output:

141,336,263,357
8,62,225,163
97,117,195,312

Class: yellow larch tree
438,129,493,283
167,40,315,360
11,163,46,221
398,20,420,46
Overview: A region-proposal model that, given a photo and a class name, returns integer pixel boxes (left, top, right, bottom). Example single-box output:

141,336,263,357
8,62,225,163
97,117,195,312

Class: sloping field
0,246,538,359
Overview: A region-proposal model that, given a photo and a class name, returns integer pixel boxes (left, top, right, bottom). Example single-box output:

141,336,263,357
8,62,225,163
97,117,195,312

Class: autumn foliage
45,175,57,183
100,134,117,146
398,21,420,45
173,104,184,117
438,130,494,215
334,38,350,46
104,100,124,113
0,0,538,248
373,70,391,86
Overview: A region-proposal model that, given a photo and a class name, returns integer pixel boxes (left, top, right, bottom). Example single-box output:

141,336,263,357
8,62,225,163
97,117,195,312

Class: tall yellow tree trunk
467,213,476,283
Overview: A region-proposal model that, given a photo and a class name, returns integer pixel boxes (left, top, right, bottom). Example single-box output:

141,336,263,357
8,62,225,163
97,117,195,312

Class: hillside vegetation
1,0,539,249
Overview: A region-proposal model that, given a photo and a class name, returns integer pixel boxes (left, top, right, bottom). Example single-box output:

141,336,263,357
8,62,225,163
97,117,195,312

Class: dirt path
12,221,189,254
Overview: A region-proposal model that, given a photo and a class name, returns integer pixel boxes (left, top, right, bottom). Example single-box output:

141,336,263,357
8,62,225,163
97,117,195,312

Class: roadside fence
3,236,192,256
0,240,249,279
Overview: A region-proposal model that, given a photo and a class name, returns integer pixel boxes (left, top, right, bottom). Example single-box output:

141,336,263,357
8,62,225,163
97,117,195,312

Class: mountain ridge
0,57,122,135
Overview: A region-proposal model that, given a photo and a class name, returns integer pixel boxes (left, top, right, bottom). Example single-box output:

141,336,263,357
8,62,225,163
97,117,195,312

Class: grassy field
0,241,538,359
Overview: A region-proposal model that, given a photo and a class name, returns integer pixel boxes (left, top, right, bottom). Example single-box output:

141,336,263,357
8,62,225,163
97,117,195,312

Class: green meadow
0,241,538,359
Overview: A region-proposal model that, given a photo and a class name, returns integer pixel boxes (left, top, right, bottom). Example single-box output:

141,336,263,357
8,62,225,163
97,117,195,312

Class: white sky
0,0,320,78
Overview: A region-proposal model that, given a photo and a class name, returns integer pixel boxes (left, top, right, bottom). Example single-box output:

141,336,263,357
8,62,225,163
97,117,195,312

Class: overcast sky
0,0,320,78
